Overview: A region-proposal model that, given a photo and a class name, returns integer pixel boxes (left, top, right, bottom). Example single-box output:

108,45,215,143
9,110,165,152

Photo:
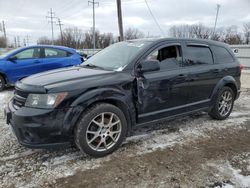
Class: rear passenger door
182,43,218,109
41,48,73,71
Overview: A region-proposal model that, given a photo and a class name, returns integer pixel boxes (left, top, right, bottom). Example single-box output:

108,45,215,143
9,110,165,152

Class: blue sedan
0,45,82,91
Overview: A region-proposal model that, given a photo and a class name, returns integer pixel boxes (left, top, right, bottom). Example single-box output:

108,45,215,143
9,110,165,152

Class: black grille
13,88,29,109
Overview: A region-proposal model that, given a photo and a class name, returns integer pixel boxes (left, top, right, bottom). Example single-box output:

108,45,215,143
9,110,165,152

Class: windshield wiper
82,63,105,70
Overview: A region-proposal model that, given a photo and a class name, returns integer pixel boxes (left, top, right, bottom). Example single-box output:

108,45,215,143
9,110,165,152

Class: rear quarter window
183,45,213,66
44,48,68,58
211,46,234,64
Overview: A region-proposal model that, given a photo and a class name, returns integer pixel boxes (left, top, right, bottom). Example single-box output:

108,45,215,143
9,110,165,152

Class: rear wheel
209,86,234,120
75,103,127,158
0,75,5,91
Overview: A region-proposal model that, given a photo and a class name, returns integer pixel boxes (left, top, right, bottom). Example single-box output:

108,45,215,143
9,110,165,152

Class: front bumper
5,100,74,149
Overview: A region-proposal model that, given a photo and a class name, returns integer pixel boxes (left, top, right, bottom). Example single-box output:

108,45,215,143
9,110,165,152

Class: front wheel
209,86,234,120
75,103,127,158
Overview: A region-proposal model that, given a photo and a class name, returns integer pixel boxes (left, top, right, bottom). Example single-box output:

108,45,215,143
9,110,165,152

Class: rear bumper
5,100,74,149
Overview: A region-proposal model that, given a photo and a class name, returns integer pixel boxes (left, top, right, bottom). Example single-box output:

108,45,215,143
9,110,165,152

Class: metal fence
77,49,102,56
230,45,250,68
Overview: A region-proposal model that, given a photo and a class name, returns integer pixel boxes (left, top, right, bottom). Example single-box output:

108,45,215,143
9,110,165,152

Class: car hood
18,66,115,92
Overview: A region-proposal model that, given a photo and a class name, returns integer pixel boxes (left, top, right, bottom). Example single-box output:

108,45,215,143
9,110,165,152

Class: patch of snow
0,149,40,161
222,184,234,188
228,164,250,187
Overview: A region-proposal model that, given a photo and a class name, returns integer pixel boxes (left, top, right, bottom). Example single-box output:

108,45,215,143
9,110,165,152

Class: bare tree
223,26,242,44
0,36,7,48
98,32,114,48
83,29,115,49
169,24,213,39
37,36,52,45
169,25,193,38
243,22,250,44
61,27,84,49
124,28,145,40
37,27,116,49
190,24,213,39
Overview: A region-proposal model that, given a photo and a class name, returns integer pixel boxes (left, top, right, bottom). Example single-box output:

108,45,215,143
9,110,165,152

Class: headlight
25,92,68,109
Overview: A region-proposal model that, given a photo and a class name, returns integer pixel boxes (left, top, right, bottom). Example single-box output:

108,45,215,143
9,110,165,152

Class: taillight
240,64,244,72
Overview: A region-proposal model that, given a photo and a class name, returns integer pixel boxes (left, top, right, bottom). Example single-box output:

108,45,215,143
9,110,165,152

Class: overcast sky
0,0,250,44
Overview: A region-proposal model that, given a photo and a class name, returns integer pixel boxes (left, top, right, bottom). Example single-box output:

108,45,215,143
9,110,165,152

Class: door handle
210,69,220,73
177,74,187,78
34,60,40,64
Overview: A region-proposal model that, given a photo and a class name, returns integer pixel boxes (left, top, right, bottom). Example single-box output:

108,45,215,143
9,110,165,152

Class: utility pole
57,18,64,45
2,21,7,47
14,37,17,48
88,0,99,51
46,8,57,45
17,36,20,47
26,35,30,46
116,0,124,41
23,38,26,46
213,4,221,37
2,21,7,41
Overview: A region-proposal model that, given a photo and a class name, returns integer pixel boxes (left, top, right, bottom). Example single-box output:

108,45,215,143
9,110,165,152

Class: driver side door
6,47,42,82
136,42,190,123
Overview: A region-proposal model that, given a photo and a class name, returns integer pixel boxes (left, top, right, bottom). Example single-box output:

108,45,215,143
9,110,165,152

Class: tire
209,86,235,120
0,75,5,91
75,103,128,158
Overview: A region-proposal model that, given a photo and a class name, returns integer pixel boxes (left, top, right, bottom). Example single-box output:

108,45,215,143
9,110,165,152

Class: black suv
6,38,242,157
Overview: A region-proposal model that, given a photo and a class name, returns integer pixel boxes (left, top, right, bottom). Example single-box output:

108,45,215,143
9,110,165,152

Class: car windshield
82,41,151,71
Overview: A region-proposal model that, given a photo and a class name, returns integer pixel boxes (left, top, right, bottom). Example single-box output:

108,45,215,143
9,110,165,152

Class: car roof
23,45,76,52
128,37,229,48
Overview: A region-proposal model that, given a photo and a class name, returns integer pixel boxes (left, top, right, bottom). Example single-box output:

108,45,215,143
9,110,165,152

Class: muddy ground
0,71,250,188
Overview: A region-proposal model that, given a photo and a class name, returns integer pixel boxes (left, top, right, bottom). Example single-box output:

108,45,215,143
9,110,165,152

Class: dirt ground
0,72,250,188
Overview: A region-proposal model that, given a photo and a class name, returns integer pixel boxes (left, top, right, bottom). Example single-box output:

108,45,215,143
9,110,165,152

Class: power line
46,8,57,45
144,0,165,36
88,0,99,50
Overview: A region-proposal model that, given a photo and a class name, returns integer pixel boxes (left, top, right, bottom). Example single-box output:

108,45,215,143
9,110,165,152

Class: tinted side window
45,48,68,58
146,45,182,70
211,46,234,63
14,48,40,59
184,46,213,66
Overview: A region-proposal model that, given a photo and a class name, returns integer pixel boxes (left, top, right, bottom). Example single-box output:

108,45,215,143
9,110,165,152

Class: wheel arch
63,88,136,137
0,71,8,84
210,76,238,105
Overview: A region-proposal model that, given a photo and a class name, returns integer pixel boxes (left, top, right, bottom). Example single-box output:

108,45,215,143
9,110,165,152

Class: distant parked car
76,50,88,62
0,45,82,91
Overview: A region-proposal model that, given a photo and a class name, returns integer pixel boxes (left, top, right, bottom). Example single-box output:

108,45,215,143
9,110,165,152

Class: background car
0,45,82,91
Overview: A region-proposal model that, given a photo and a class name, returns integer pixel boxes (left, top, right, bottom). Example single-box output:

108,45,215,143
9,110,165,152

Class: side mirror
8,56,17,62
137,60,160,74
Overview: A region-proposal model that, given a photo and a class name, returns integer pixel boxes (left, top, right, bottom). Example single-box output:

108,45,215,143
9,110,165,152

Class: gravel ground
0,74,250,188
